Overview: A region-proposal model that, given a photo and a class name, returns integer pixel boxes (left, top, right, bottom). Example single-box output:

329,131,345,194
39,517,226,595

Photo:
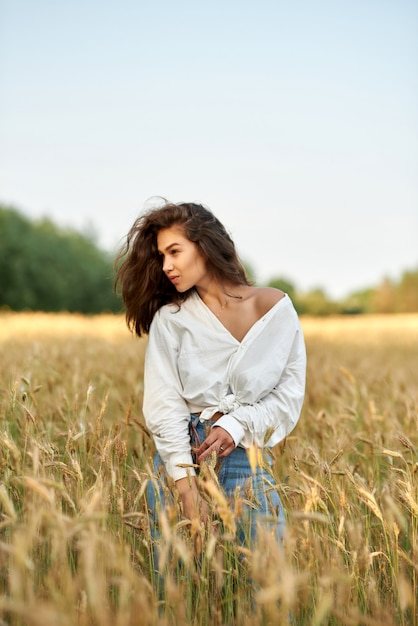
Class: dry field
0,312,417,626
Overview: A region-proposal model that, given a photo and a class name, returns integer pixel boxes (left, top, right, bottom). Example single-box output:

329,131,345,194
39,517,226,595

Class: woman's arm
223,336,306,448
176,476,208,522
199,318,306,458
143,311,196,482
144,313,210,522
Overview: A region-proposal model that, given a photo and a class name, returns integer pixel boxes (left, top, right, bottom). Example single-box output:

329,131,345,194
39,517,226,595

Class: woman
115,200,306,543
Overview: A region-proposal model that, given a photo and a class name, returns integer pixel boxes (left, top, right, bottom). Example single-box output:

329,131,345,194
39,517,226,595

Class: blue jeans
146,414,285,547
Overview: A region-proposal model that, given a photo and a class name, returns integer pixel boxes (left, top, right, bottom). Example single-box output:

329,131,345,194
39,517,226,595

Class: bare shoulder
250,286,286,316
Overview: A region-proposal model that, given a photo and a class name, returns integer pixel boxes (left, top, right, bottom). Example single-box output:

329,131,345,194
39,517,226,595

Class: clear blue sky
1,0,417,298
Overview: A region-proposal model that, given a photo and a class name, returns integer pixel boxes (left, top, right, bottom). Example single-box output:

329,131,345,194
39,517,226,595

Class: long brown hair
115,201,250,336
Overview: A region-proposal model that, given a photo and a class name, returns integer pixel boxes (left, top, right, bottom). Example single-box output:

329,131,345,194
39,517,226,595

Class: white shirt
143,290,306,481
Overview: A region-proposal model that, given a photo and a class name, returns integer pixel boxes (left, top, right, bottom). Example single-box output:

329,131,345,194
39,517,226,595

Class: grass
0,311,417,625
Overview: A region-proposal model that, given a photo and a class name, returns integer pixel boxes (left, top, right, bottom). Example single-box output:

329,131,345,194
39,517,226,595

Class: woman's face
157,226,210,292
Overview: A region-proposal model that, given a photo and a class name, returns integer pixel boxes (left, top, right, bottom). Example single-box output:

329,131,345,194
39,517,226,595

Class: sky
1,0,417,299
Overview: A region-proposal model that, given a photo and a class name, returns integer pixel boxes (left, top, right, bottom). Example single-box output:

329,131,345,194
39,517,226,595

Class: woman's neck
196,280,249,315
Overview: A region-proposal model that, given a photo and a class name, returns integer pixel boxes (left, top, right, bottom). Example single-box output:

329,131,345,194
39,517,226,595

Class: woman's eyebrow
158,242,182,254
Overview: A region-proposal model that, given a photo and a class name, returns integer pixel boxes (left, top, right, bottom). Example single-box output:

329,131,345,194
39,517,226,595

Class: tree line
0,205,120,313
268,271,418,316
1,204,417,315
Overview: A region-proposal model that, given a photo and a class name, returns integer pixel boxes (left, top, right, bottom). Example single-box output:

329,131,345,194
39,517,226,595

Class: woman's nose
163,258,173,273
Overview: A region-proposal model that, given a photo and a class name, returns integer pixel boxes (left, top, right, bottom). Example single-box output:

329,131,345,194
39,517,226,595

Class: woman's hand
176,476,208,523
198,425,235,462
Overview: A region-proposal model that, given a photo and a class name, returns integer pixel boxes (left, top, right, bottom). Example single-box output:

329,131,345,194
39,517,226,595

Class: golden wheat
0,312,416,625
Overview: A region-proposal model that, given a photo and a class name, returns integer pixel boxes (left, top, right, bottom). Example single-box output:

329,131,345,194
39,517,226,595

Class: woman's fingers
197,426,234,461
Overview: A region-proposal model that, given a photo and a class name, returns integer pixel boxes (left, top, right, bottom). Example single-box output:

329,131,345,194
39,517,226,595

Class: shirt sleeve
142,310,195,481
214,322,306,448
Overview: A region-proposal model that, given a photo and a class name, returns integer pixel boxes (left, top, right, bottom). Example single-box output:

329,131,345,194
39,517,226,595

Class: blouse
143,290,306,481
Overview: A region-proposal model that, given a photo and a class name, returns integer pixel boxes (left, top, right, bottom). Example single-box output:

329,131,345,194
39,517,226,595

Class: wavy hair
114,201,250,336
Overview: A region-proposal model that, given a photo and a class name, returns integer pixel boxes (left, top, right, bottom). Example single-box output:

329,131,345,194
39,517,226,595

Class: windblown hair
115,201,250,336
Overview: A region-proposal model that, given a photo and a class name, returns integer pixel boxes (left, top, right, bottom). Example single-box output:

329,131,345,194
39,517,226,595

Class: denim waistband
190,412,219,425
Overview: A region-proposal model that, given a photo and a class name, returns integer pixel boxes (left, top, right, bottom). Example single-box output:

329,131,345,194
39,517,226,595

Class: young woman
115,200,306,543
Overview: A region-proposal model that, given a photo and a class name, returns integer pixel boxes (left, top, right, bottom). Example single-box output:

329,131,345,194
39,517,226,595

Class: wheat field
0,312,417,625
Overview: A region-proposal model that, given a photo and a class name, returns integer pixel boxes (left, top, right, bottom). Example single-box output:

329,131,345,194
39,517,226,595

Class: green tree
297,288,339,316
0,205,120,313
338,288,374,314
395,269,418,312
267,276,297,300
372,277,395,313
